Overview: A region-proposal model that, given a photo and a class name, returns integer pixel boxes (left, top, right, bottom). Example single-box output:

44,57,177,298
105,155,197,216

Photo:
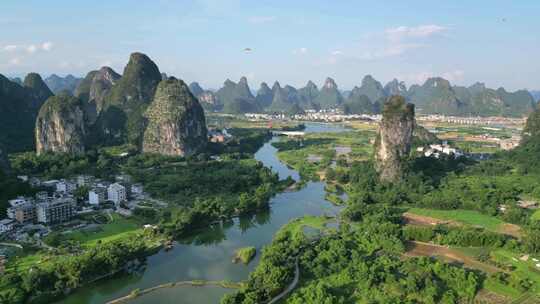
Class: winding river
57,123,347,304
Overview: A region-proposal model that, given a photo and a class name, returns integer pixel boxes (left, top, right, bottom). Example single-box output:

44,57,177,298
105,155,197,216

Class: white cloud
354,24,448,61
385,25,447,42
2,45,17,52
2,42,54,54
9,57,21,65
331,50,343,56
292,47,308,55
248,16,276,24
41,41,53,51
442,70,465,82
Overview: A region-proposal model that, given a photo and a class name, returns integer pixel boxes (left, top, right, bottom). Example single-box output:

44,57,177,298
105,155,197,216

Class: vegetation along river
57,123,347,304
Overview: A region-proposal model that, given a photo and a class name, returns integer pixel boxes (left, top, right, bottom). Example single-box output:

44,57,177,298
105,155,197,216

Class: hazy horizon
1,0,539,91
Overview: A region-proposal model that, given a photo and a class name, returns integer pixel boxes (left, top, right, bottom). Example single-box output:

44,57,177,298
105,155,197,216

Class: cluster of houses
0,174,144,237
417,115,526,127
416,142,464,159
244,110,381,123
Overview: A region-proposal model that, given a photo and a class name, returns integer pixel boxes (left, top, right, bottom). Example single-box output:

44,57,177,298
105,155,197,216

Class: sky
1,0,539,91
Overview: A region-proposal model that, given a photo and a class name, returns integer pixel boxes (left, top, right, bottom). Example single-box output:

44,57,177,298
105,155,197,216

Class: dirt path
402,212,458,226
404,241,502,274
267,257,300,304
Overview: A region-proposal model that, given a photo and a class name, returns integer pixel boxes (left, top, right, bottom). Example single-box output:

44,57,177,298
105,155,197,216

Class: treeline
0,233,159,304
403,225,516,248
222,209,480,303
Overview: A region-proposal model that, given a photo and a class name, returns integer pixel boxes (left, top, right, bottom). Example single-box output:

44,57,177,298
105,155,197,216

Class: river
57,122,347,304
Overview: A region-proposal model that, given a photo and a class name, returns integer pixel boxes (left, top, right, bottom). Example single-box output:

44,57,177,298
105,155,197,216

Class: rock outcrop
189,82,219,110
384,79,408,97
143,78,207,156
314,77,343,109
374,95,415,182
298,80,319,109
0,74,45,152
217,77,259,114
99,52,162,145
23,73,54,110
356,75,386,103
75,67,121,125
35,94,86,155
255,82,274,109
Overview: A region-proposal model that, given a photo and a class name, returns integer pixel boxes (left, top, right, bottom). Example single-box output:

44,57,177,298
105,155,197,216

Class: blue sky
1,0,539,91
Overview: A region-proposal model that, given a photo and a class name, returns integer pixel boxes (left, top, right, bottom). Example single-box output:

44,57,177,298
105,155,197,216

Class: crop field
407,208,516,233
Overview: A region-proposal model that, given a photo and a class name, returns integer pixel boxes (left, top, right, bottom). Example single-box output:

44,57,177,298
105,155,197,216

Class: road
267,257,300,304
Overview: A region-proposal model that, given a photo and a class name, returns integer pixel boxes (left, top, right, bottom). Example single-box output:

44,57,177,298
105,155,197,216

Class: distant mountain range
189,75,536,117
44,74,83,94
3,69,536,153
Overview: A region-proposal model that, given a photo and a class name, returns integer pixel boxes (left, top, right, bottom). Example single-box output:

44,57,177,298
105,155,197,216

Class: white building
89,187,106,205
77,175,94,187
0,219,15,234
56,180,77,193
108,183,126,205
131,184,143,195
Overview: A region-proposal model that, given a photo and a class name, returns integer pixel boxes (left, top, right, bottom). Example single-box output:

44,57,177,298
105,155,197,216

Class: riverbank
107,280,243,304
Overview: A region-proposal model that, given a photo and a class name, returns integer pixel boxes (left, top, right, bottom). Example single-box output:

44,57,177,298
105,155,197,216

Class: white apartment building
56,180,77,193
89,187,106,205
108,183,127,205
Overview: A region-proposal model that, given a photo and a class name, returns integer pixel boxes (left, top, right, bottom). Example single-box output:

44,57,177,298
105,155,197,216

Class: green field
492,249,540,295
408,207,507,231
274,130,375,180
66,213,141,247
280,215,335,236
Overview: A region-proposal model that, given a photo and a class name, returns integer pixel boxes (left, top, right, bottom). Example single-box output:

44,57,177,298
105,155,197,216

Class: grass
491,249,540,296
273,130,375,180
280,215,334,236
66,213,141,247
234,246,256,264
532,210,540,221
408,207,506,232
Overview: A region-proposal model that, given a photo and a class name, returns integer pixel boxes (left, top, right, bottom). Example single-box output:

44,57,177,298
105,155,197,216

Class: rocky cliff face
143,78,207,156
35,94,86,155
75,67,121,126
374,95,415,182
89,67,121,113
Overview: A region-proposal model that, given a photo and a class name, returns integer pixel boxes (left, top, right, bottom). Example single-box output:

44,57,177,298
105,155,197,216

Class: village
0,173,166,252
